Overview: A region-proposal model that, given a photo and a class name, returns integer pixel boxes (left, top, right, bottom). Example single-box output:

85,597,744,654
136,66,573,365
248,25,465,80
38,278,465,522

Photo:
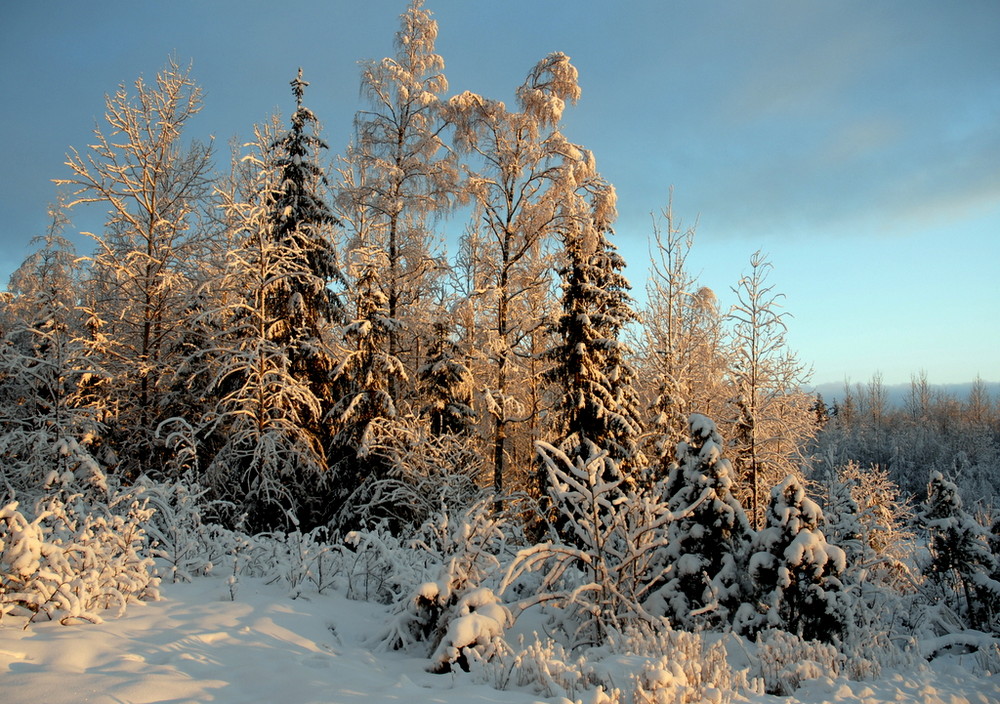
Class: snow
2,574,998,704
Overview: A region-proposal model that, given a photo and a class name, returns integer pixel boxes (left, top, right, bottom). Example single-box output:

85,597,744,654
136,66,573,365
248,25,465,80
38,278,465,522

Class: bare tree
727,251,813,528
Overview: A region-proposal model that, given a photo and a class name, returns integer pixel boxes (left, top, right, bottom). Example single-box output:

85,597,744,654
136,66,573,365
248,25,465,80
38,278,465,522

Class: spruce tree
741,475,852,643
544,195,643,479
418,320,476,436
646,413,752,630
919,471,1000,631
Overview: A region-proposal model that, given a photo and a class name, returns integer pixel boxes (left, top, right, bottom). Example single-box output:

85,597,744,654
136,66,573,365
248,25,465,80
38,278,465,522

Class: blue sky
1,0,998,387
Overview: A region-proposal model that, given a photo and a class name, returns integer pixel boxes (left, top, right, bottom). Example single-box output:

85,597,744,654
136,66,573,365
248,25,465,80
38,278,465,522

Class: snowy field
2,574,998,704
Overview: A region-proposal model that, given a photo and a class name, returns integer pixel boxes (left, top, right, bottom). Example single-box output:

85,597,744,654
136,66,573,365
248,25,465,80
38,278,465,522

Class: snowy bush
0,490,159,624
378,497,509,658
352,415,488,530
503,440,685,646
473,625,750,704
428,586,512,673
342,525,416,604
752,628,842,695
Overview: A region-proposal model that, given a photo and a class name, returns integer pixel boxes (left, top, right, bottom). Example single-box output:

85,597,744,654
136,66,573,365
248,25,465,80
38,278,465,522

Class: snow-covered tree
918,471,1000,632
513,439,678,645
55,58,214,479
418,320,476,436
327,247,407,528
0,202,106,497
447,52,598,503
339,0,457,402
265,69,344,408
646,413,752,630
544,179,643,484
641,199,727,478
202,110,336,531
727,251,813,528
740,475,852,643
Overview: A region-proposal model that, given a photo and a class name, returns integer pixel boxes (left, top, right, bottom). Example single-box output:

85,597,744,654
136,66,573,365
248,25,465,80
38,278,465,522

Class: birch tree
339,0,457,401
0,202,105,496
641,200,727,477
55,58,214,479
447,52,595,503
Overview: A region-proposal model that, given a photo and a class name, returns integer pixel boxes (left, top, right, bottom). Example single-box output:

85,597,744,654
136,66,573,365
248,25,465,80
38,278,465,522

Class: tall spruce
202,72,343,530
544,187,643,479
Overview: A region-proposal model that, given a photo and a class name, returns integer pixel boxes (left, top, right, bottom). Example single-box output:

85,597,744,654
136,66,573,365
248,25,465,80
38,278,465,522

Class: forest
1,2,999,701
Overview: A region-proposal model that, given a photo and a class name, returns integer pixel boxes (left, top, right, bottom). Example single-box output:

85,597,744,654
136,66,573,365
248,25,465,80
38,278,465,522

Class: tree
647,414,752,630
55,57,214,479
544,180,643,481
740,475,852,643
0,201,106,497
727,251,813,528
642,199,726,477
195,72,343,530
340,0,457,401
447,51,597,504
327,247,407,528
267,69,344,407
418,320,476,436
919,471,1000,632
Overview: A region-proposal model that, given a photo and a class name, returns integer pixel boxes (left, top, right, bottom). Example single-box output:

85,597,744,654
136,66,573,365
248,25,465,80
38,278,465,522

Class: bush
0,489,159,624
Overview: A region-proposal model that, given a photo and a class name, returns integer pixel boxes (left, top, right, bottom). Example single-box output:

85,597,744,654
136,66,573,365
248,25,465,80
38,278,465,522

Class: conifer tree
327,247,407,527
919,471,1000,631
647,414,752,630
544,184,643,480
418,320,476,436
202,72,342,529
267,69,344,407
740,475,852,643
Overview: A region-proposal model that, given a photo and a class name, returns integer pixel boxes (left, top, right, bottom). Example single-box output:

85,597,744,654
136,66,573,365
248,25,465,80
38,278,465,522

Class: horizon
1,0,998,387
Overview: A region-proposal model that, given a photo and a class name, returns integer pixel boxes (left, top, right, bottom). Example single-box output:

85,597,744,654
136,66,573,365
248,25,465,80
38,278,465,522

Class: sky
1,0,998,389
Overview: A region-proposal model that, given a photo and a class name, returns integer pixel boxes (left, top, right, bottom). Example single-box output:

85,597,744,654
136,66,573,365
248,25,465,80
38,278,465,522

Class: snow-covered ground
2,575,998,704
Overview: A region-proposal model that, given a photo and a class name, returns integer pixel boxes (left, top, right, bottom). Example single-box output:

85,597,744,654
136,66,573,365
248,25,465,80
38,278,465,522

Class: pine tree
646,414,752,630
201,72,343,530
741,475,852,643
919,471,1000,632
267,69,344,410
